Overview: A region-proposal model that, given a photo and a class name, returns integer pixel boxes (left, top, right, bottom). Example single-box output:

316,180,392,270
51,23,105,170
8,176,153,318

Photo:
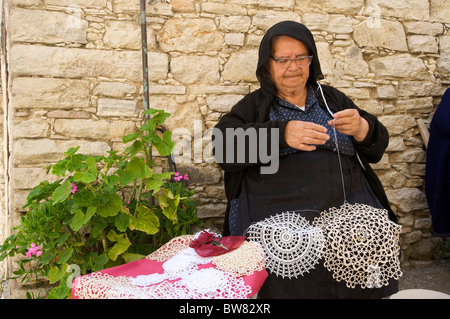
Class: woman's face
267,36,310,97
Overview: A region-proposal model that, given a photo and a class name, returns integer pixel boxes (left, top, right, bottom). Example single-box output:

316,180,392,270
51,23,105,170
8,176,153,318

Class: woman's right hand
285,120,330,151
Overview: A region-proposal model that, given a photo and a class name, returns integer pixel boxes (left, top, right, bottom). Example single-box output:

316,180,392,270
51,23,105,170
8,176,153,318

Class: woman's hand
328,109,369,142
285,120,330,151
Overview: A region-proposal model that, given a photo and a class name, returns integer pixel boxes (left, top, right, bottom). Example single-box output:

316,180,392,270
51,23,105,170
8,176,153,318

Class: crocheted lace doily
73,270,252,299
213,241,266,277
145,233,265,277
146,235,194,262
313,202,402,289
74,235,258,299
245,211,326,279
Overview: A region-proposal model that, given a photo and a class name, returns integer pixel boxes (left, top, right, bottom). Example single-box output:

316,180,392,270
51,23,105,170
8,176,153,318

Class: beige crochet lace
313,202,403,289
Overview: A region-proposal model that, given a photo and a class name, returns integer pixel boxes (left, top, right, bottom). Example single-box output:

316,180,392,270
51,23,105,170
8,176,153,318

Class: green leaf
130,205,159,235
122,253,145,263
47,281,71,299
51,179,72,203
117,168,135,186
115,212,131,232
122,132,141,144
57,233,70,246
84,206,96,224
124,140,143,158
52,161,68,177
156,188,180,223
39,250,58,265
65,146,81,156
57,247,74,265
70,209,85,232
106,230,131,261
97,193,123,217
49,263,69,284
127,157,152,180
81,157,98,183
46,232,61,238
154,130,176,156
145,172,173,195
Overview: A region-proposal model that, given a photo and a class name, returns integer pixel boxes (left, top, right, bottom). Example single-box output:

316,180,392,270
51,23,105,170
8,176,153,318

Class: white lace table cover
73,233,265,299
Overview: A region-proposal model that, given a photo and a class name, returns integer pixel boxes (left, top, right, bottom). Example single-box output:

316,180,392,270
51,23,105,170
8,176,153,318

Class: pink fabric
71,254,267,299
189,230,247,257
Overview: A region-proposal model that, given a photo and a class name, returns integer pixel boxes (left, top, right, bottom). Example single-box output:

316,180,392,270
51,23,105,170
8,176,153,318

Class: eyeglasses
270,55,313,68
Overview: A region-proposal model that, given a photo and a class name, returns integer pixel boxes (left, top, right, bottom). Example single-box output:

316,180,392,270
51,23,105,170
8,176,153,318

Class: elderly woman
213,21,398,299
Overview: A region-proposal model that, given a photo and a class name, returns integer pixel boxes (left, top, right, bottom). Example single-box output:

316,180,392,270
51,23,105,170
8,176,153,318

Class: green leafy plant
0,108,202,299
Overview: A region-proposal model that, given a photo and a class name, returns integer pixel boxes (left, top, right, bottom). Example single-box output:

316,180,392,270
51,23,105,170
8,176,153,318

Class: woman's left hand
328,109,369,142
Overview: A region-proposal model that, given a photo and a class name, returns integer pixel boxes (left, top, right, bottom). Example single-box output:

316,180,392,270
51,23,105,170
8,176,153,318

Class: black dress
232,149,398,298
229,95,399,298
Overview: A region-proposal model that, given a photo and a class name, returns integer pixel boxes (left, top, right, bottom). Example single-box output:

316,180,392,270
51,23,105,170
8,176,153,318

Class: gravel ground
398,261,450,295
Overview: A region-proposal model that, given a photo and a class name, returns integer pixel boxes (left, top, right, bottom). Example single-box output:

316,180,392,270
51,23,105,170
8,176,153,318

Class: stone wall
1,0,449,293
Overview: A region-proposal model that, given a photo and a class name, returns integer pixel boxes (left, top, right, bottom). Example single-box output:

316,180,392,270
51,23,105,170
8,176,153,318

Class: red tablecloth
71,235,267,299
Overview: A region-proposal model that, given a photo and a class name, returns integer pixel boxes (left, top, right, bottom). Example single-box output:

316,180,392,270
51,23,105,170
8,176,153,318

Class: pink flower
71,183,78,194
173,172,189,182
26,243,43,258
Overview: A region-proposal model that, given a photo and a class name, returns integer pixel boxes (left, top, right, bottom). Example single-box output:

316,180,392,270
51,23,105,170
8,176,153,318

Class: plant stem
100,230,108,253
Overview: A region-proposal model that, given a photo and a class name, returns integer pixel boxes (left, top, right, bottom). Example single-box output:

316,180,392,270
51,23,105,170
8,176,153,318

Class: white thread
317,82,347,202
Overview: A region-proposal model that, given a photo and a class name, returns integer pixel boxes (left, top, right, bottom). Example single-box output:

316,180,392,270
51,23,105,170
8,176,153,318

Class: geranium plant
0,108,202,298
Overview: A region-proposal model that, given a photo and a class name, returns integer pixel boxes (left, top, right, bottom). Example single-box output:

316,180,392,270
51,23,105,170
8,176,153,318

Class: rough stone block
436,36,450,80
430,0,450,23
12,77,90,109
378,115,416,135
103,20,141,50
251,10,301,30
206,95,244,113
407,35,439,54
54,119,137,140
369,54,427,79
46,0,107,7
93,82,137,98
302,14,353,34
222,49,258,82
13,138,111,164
353,19,407,51
97,99,138,117
157,18,223,53
386,188,428,213
11,45,167,82
10,8,88,44
12,118,50,139
170,56,220,84
363,0,429,20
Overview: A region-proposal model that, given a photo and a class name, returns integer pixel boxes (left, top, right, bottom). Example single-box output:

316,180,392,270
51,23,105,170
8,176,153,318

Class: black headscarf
256,21,324,96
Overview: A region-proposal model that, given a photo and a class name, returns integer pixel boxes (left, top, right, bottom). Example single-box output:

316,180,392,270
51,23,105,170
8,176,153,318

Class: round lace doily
245,211,326,279
213,241,266,277
146,235,194,262
313,202,402,289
